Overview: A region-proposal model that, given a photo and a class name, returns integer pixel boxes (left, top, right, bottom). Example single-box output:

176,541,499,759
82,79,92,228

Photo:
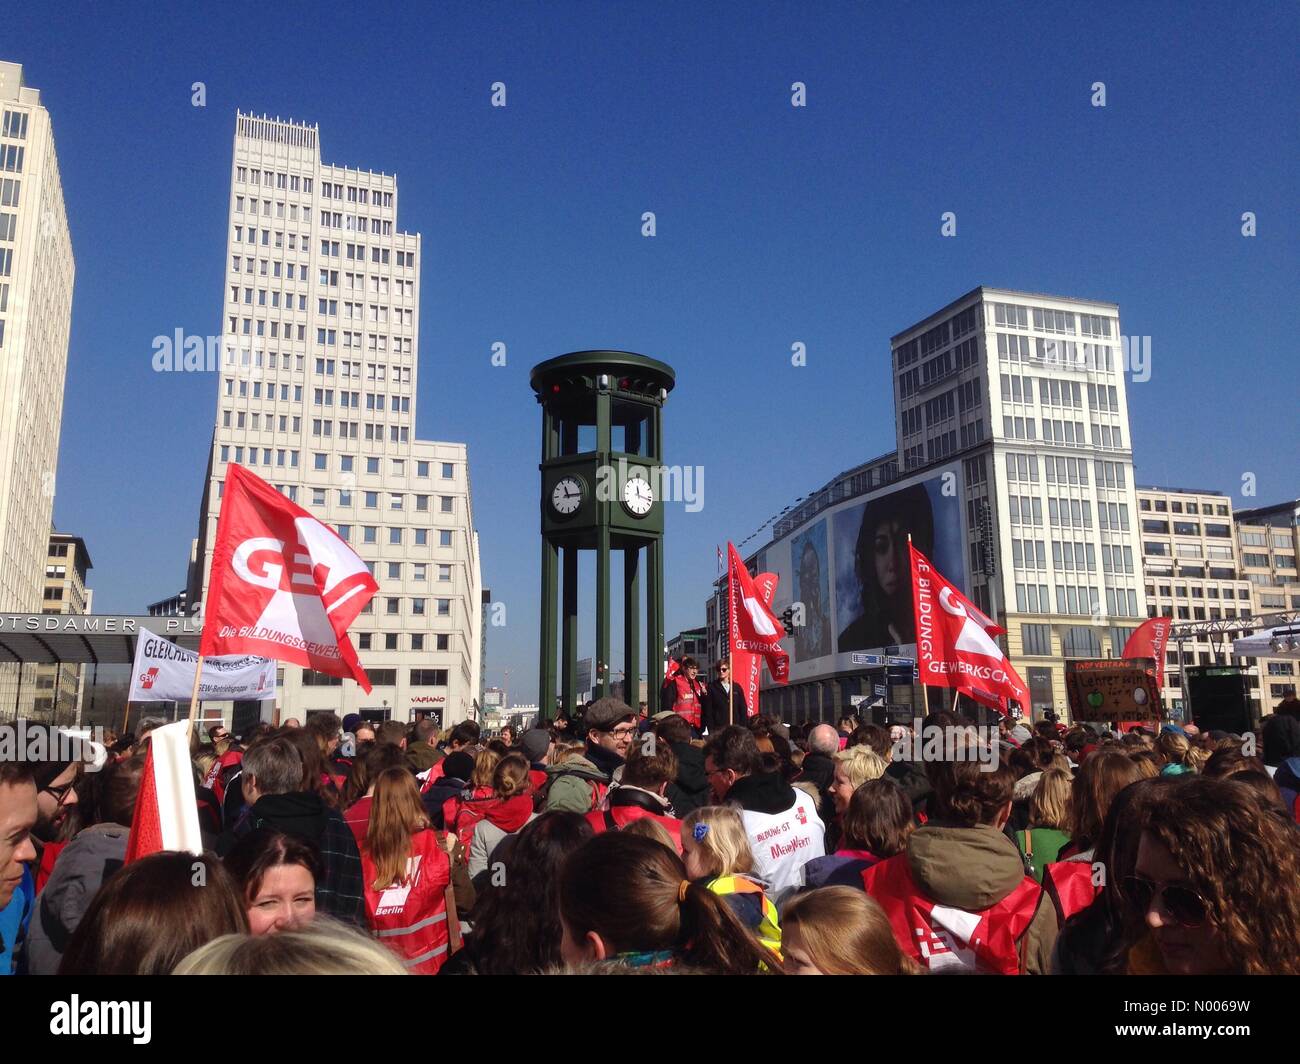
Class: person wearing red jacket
586,742,682,852
661,657,707,733
361,767,454,974
861,751,1056,975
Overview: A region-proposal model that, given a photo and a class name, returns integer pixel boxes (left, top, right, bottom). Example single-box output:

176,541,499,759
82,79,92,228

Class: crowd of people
1,690,1298,976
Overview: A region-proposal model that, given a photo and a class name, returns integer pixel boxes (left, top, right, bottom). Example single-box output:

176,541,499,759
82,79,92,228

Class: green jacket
406,742,443,775
543,756,609,814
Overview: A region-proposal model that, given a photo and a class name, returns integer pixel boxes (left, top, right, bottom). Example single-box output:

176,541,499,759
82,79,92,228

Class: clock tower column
531,352,676,717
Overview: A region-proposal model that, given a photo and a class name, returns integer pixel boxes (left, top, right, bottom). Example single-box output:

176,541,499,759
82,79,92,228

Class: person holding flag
661,656,707,734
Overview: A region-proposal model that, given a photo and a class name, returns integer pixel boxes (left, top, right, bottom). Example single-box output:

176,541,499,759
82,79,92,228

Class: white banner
129,627,277,702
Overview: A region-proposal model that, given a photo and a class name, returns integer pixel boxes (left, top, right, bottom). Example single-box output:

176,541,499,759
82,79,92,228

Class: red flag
1122,616,1172,689
124,720,204,862
716,544,723,573
910,543,1027,717
727,542,789,693
734,571,779,718
201,464,379,691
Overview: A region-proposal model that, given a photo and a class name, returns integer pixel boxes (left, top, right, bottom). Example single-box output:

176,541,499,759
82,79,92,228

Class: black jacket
666,741,710,817
885,758,933,817
797,751,837,825
222,792,368,929
423,776,470,828
704,680,748,734
725,770,797,816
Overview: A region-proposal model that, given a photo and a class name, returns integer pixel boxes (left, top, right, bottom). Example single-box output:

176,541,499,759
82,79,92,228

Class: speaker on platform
1185,666,1257,735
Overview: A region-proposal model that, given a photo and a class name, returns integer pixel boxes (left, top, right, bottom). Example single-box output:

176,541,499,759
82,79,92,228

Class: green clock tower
531,351,676,717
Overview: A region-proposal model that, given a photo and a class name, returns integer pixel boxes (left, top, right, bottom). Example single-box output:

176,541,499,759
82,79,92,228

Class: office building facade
189,113,482,727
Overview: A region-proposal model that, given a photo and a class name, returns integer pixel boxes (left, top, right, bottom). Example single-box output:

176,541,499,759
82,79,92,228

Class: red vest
585,806,684,853
862,853,1042,975
362,830,452,975
1043,859,1100,923
670,674,706,728
528,768,548,793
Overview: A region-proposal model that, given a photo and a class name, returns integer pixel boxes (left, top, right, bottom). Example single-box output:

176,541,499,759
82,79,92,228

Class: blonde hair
1028,767,1071,831
619,816,677,852
1155,730,1195,770
366,768,430,891
174,917,408,975
472,748,502,789
679,806,754,878
832,745,887,790
782,887,919,975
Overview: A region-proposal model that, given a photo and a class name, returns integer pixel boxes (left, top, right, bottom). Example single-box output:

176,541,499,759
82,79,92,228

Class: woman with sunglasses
1123,776,1300,975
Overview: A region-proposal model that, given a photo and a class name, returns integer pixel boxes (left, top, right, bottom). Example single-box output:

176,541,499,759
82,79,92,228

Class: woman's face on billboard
872,519,905,598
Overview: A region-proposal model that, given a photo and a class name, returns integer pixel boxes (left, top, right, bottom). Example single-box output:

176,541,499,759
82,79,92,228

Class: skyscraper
0,62,75,612
190,112,482,727
890,287,1148,718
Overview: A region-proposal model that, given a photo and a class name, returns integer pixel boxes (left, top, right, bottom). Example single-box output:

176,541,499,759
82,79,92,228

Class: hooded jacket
225,791,368,929
725,771,825,903
864,823,1057,974
586,786,683,851
467,803,539,881
542,756,609,814
665,740,710,817
25,823,128,976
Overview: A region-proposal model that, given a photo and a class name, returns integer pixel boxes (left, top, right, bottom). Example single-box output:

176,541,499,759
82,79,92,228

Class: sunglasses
1122,874,1210,927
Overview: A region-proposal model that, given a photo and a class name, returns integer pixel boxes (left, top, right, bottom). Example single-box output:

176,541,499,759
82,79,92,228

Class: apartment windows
1033,307,1075,334
1,111,29,139
411,598,427,616
436,599,451,617
0,145,25,172
1015,582,1051,613
439,530,453,547
0,179,19,207
993,303,1029,329
440,496,454,514
362,526,377,544
389,528,403,545
367,457,380,474
1079,313,1112,338
385,598,400,616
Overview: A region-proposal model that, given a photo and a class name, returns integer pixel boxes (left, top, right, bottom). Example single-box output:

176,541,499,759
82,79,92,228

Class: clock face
622,474,654,517
551,476,583,516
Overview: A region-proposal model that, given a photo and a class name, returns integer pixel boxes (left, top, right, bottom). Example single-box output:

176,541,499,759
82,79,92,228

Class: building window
1021,623,1052,656
410,669,449,686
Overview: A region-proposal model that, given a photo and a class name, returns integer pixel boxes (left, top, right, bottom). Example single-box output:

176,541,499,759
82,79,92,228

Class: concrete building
188,112,482,727
719,287,1148,724
1135,486,1260,714
0,62,76,717
33,529,92,723
0,62,74,614
1235,498,1300,708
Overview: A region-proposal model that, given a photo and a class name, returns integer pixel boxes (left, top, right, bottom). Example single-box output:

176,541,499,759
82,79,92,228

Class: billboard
767,465,966,683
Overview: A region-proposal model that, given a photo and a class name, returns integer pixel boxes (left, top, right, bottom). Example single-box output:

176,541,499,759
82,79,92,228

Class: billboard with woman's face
790,520,831,663
765,465,966,683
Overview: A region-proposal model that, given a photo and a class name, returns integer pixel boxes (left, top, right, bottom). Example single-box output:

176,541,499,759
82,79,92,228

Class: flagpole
728,656,734,727
187,655,205,726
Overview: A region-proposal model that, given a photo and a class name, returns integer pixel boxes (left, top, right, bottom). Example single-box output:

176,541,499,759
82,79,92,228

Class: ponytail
676,879,782,975
560,833,780,975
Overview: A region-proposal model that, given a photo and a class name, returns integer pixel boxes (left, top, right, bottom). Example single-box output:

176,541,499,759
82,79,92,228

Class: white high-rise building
890,287,1147,720
0,62,75,613
190,112,482,727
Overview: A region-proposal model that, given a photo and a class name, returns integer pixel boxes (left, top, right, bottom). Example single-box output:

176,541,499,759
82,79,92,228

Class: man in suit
704,660,749,735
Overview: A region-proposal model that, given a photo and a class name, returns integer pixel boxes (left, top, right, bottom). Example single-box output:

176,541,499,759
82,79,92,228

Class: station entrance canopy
0,614,202,666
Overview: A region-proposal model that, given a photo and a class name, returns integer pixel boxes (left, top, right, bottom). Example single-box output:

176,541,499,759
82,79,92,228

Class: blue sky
10,1,1298,704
